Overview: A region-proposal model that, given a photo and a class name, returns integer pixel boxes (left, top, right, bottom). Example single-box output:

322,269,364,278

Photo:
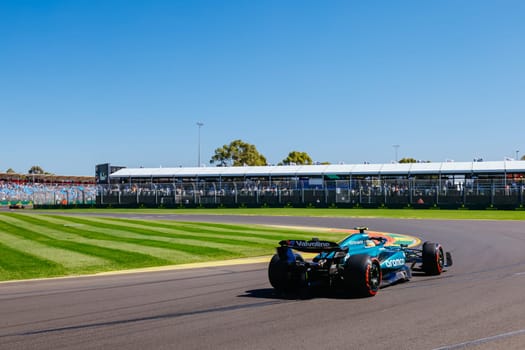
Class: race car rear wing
278,239,344,253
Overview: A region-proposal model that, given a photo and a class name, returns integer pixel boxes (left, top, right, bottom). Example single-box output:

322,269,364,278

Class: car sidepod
378,250,412,286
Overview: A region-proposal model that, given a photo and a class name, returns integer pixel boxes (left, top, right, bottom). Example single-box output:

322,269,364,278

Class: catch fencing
96,178,525,209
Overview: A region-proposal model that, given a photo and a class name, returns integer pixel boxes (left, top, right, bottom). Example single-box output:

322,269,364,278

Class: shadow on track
239,288,375,300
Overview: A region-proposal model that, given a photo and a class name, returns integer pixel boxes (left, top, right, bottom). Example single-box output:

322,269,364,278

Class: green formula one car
268,227,452,297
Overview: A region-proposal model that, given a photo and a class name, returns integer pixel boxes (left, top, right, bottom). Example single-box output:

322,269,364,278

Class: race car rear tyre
268,254,289,291
422,242,444,275
344,254,381,297
268,254,303,291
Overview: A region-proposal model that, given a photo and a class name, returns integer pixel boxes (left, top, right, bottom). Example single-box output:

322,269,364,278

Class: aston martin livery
268,227,452,297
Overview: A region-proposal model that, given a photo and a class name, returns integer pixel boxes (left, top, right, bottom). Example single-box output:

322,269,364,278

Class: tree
279,151,313,165
28,165,45,174
210,139,267,166
6,168,16,174
397,158,431,164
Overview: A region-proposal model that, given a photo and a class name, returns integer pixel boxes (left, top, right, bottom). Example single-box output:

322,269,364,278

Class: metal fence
96,178,525,209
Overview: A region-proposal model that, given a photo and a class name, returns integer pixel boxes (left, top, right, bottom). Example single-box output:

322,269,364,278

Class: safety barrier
95,179,525,209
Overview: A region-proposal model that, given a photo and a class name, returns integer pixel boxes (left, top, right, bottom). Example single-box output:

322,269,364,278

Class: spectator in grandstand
0,181,96,206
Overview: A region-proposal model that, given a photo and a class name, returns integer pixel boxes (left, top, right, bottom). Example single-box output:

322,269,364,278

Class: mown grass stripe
40,215,246,247
0,242,66,280
99,216,331,240
0,225,194,266
46,215,278,248
7,213,244,259
103,218,281,243
0,215,228,264
0,211,352,281
0,231,106,268
62,215,341,246
40,218,268,257
0,216,170,269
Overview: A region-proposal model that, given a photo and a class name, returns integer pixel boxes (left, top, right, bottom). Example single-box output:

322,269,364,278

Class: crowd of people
0,181,97,205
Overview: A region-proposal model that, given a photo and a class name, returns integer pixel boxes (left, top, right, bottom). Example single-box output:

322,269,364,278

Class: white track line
432,328,525,350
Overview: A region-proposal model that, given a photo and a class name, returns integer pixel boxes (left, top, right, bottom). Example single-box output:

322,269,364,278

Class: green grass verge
0,212,346,281
3,207,523,281
36,207,525,220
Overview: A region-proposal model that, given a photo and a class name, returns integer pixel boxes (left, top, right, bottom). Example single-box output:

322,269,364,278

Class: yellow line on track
0,256,274,284
95,256,273,275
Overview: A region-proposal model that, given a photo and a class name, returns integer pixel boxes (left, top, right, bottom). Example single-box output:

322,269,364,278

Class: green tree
279,151,313,165
398,158,430,163
28,165,45,174
6,168,16,174
210,139,267,166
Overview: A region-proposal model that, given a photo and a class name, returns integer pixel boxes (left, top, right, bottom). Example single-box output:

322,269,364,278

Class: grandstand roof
109,160,525,178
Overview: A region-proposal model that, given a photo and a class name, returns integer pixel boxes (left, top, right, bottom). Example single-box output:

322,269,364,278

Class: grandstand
98,160,525,209
0,173,96,207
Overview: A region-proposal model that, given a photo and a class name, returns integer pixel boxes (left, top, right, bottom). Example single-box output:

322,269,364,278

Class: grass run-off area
0,208,523,281
0,211,348,281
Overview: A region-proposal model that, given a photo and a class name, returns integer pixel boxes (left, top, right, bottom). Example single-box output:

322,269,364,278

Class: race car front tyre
422,242,444,275
344,254,381,297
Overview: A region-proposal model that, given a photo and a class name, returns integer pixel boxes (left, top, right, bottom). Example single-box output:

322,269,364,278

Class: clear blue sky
1,0,524,175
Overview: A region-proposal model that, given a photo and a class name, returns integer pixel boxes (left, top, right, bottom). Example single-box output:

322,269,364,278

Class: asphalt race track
1,214,525,350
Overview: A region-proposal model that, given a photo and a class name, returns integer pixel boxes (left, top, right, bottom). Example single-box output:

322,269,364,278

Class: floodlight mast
197,122,204,167
393,145,400,162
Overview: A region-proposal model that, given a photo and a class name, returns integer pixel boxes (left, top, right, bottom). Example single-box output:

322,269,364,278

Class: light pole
517,150,520,161
393,145,400,162
197,122,204,167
